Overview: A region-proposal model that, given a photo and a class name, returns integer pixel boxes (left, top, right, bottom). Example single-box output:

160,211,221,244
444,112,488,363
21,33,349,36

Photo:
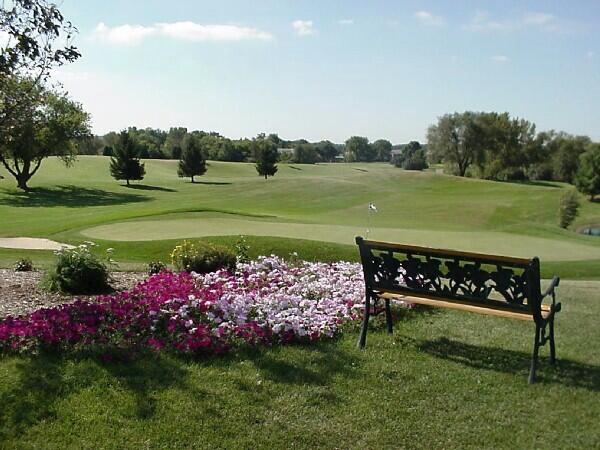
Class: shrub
147,261,167,275
393,141,429,171
171,240,236,274
234,235,250,264
559,190,580,229
42,242,113,294
14,258,33,272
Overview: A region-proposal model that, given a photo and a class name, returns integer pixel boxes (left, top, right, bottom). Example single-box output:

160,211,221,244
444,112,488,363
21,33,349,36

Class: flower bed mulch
0,269,145,318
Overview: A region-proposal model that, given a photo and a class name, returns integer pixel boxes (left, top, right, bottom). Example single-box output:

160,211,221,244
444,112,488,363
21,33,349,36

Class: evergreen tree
109,131,145,186
559,190,580,228
178,138,207,182
254,139,278,179
575,144,600,201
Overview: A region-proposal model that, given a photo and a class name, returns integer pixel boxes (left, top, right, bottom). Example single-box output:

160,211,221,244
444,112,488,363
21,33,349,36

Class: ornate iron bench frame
355,236,561,384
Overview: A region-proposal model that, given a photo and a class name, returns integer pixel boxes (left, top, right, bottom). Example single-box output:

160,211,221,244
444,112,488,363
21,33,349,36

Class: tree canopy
109,131,146,186
0,77,90,189
345,136,374,162
178,135,207,182
575,144,600,201
254,138,278,179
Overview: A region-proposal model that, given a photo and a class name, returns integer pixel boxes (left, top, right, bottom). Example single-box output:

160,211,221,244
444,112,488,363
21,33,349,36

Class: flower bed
0,256,367,355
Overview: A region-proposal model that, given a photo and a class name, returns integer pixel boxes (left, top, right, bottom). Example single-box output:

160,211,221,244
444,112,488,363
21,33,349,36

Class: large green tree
254,138,278,179
371,139,392,162
178,136,207,182
393,141,428,170
315,140,338,162
479,113,537,180
109,131,145,186
427,112,486,177
344,136,373,162
292,143,319,164
575,144,600,201
0,78,89,190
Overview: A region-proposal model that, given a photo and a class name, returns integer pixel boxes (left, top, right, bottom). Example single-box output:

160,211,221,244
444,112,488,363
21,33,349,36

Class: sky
54,0,600,143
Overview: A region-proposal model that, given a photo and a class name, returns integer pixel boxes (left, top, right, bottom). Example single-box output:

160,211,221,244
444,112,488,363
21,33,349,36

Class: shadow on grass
191,181,232,186
125,184,177,192
353,168,368,173
501,180,562,188
0,185,150,208
249,341,358,387
288,166,303,171
418,338,600,391
0,351,196,440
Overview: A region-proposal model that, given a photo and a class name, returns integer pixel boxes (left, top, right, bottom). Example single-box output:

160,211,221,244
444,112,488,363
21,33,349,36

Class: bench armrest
542,276,560,299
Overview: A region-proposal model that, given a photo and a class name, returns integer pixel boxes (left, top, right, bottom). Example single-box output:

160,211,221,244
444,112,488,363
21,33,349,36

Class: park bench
355,236,561,383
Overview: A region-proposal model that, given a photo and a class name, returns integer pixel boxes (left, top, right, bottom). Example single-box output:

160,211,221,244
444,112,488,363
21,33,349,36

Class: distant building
277,148,294,155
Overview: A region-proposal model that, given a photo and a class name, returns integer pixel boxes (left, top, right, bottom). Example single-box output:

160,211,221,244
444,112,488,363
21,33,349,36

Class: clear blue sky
57,0,600,143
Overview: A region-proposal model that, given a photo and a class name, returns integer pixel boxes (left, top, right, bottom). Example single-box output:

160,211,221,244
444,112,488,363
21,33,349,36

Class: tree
102,146,113,157
345,136,374,162
0,78,90,190
553,134,590,183
574,144,600,201
178,136,206,182
427,112,486,177
371,139,392,162
0,0,80,79
480,113,536,180
315,140,338,162
292,143,319,164
254,138,278,179
109,131,145,186
559,190,579,229
1,1,81,160
393,141,428,170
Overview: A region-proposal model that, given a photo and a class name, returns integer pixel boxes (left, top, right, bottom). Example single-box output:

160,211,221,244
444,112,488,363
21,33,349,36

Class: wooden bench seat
379,293,553,321
356,236,561,384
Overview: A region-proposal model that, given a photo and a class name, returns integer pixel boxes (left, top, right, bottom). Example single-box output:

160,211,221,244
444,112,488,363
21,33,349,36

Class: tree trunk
17,176,29,191
126,179,130,186
191,176,194,183
264,174,267,180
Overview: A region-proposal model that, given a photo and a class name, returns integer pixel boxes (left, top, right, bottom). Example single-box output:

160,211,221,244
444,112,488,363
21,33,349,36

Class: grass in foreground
0,281,598,448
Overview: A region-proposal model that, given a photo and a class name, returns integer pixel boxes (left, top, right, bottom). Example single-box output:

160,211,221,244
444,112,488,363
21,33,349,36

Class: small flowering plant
14,258,33,272
0,256,376,356
41,242,116,294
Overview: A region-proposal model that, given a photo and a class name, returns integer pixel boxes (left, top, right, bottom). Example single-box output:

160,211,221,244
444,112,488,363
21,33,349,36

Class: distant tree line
427,111,600,201
77,129,400,165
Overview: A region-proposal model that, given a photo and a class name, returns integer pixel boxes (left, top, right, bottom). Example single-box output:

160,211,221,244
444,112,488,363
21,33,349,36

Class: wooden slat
359,237,532,266
380,293,551,321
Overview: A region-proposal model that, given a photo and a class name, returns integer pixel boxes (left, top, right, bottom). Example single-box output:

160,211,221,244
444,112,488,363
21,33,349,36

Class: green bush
234,235,250,264
14,258,33,272
559,190,580,229
171,240,236,274
42,242,112,294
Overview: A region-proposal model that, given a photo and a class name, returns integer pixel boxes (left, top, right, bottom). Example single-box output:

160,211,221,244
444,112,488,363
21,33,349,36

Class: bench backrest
356,237,542,319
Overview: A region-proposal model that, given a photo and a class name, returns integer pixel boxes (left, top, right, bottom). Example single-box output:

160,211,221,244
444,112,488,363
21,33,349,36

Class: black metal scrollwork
368,248,530,305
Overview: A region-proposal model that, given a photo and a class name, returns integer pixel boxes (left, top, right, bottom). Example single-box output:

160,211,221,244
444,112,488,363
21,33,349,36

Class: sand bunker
0,237,73,251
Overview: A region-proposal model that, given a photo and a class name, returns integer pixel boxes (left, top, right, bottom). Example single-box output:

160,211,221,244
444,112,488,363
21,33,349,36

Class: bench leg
357,294,371,349
528,325,541,384
384,299,393,334
549,316,556,365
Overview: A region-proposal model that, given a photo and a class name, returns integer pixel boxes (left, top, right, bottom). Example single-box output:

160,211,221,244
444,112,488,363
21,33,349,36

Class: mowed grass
0,281,598,448
1,156,600,277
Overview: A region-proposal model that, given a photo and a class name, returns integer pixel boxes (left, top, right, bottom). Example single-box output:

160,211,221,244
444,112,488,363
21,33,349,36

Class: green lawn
1,156,600,278
1,280,598,448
